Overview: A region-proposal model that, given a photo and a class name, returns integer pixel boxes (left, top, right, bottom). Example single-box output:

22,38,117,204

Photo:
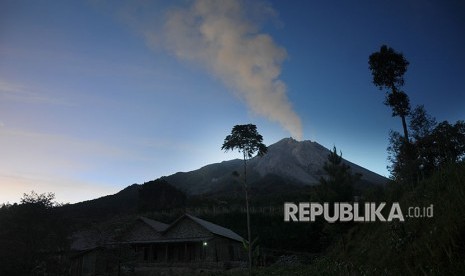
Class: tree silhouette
369,45,411,142
221,124,267,275
430,120,465,166
319,146,360,202
317,147,360,253
409,105,437,141
388,103,465,180
0,191,68,275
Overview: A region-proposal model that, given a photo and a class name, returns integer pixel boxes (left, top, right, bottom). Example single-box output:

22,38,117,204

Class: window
143,247,149,261
152,246,158,261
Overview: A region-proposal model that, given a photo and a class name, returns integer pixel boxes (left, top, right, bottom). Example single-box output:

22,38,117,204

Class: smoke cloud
150,0,303,139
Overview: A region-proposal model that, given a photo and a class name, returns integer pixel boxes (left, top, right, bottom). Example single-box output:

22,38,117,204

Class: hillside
53,138,387,223
56,138,388,220
58,179,186,221
58,184,140,220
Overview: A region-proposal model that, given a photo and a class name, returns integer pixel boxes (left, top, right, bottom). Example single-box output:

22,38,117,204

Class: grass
325,162,465,274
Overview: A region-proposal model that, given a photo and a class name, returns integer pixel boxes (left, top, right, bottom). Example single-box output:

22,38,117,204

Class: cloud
135,0,303,140
0,79,70,106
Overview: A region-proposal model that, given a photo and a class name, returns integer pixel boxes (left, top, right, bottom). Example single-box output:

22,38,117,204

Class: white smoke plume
153,0,303,140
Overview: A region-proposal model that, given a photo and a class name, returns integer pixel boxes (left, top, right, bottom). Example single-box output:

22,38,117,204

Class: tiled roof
185,214,244,242
138,216,169,232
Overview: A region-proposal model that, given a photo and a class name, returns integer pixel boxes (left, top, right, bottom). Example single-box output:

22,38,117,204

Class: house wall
134,242,205,263
70,248,108,276
132,237,244,264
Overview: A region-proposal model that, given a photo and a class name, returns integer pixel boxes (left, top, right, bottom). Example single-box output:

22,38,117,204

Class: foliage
368,45,409,91
312,147,362,253
409,105,437,140
222,124,268,160
384,90,410,117
20,190,61,208
369,44,411,141
430,120,465,165
325,162,465,275
388,105,465,181
0,191,69,275
317,146,360,202
387,130,416,181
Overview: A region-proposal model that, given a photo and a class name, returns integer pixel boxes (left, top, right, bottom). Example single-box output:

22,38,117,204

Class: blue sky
1,0,464,204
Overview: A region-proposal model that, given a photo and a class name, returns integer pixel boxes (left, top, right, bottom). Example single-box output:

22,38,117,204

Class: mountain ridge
64,138,388,209
163,137,387,195
56,137,389,221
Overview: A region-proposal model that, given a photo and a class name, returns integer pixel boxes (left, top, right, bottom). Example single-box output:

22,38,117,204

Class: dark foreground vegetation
1,160,464,275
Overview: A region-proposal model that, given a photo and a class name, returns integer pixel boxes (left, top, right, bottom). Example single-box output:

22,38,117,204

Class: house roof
184,214,244,242
134,214,244,243
138,216,169,232
72,214,244,252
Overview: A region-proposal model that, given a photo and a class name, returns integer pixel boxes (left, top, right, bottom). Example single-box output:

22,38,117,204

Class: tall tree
221,124,267,275
408,105,438,177
319,146,360,202
369,45,411,141
317,147,360,252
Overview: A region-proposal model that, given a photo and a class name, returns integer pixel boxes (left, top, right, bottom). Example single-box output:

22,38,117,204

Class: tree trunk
391,87,410,143
401,114,409,143
243,154,252,276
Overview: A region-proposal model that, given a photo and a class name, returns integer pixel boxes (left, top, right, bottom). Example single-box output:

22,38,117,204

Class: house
70,214,246,275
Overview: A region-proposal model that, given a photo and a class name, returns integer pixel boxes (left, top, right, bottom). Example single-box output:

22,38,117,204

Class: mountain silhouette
164,138,387,195
59,137,388,219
